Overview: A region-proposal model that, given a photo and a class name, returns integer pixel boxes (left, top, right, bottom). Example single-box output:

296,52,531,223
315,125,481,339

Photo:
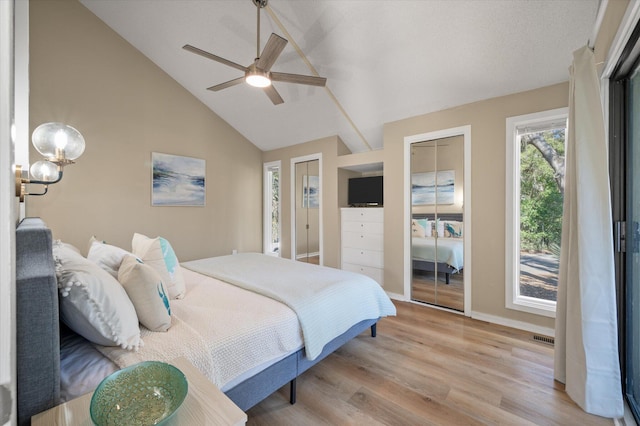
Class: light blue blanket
182,253,396,360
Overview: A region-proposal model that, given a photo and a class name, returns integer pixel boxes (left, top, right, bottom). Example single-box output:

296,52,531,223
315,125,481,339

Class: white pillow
55,240,82,255
118,255,172,332
132,233,185,299
53,241,141,350
87,236,132,279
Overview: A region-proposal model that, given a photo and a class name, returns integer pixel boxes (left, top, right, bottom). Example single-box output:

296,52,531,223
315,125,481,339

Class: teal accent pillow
132,233,186,299
118,255,172,332
444,221,463,238
160,237,179,278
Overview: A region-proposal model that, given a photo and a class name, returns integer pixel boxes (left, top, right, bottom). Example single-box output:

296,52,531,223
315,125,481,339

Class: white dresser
341,207,384,286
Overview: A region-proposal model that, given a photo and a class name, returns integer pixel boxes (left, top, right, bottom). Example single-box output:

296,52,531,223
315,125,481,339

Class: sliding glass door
610,24,640,422
626,65,640,421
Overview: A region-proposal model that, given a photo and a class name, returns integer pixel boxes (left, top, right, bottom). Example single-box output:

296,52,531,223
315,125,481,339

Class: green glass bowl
90,361,188,426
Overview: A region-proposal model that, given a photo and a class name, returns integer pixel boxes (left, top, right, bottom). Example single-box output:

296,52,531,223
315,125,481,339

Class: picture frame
151,152,206,206
302,175,319,208
412,170,455,205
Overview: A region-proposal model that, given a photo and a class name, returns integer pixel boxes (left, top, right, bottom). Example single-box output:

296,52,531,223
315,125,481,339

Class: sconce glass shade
29,161,59,182
32,122,85,162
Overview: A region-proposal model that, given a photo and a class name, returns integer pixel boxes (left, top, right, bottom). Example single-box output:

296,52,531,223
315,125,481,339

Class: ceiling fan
183,0,327,105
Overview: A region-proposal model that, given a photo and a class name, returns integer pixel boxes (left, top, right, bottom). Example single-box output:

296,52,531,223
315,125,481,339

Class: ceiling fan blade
183,44,247,73
207,77,245,92
271,71,327,87
263,85,284,105
256,33,287,72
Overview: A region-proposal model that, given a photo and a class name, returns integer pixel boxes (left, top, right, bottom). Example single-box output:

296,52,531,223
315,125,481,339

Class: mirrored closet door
410,136,464,311
294,159,320,264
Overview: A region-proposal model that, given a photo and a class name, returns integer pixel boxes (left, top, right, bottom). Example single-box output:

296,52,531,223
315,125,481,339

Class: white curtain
553,45,623,418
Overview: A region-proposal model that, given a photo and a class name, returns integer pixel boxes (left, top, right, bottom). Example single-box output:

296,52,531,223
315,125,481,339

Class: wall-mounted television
348,176,383,207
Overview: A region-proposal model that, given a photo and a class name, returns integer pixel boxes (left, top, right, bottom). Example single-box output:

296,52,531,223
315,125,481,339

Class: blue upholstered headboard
15,218,60,425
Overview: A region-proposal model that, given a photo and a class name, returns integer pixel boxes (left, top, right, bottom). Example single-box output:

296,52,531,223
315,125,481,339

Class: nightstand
32,357,247,425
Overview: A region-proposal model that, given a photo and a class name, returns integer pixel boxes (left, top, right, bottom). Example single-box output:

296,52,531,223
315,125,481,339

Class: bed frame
15,218,378,424
412,212,463,284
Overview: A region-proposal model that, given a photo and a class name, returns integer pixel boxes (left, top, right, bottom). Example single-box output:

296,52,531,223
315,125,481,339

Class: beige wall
384,83,570,329
595,0,630,75
24,0,631,332
264,82,570,329
26,0,263,260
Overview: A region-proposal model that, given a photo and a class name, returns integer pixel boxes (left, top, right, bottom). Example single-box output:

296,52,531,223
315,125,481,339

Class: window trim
505,107,567,318
263,160,281,257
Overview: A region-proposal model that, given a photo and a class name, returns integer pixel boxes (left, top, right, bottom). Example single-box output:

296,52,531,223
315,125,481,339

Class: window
263,161,281,256
505,108,567,317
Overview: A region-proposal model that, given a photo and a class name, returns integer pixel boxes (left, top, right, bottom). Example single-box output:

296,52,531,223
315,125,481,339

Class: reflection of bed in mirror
411,213,463,284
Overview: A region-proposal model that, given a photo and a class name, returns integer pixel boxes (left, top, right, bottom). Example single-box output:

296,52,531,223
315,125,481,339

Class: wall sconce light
15,122,85,202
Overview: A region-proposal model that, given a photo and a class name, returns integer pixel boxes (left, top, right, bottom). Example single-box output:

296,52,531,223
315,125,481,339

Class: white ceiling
79,0,599,153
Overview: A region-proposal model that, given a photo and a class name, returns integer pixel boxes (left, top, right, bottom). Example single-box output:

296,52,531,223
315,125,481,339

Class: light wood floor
246,301,612,425
297,255,320,265
412,270,464,312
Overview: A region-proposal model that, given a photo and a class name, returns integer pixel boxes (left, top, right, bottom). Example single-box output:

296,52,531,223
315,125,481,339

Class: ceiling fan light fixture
245,67,271,88
184,0,325,104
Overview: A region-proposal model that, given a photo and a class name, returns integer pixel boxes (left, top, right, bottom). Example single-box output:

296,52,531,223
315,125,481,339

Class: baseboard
386,292,406,302
471,311,555,337
386,296,555,336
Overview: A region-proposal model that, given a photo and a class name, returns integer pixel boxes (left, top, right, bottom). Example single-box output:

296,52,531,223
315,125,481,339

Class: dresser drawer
342,263,384,286
342,231,383,250
341,208,384,223
342,247,383,268
342,220,383,234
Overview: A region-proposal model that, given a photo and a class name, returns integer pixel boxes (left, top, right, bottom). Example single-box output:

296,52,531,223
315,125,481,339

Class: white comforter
412,236,464,271
95,268,303,390
183,253,396,360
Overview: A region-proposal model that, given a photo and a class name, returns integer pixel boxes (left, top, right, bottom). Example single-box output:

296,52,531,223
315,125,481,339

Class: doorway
263,161,281,257
404,126,471,315
291,154,322,265
410,136,464,311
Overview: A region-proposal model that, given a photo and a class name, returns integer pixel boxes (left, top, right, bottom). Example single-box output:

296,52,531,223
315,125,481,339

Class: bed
411,213,464,284
15,218,396,425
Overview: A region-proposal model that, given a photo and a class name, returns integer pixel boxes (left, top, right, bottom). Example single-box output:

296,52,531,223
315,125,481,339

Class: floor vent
533,335,555,345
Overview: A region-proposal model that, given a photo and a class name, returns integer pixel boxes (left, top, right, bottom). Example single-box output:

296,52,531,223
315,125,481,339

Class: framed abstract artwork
152,152,205,206
412,170,455,205
302,175,319,208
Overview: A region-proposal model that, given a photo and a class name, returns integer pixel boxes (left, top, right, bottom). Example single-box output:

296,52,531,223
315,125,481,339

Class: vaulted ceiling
79,0,599,153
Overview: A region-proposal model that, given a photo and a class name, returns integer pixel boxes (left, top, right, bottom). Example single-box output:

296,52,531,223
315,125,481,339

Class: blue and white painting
412,170,455,205
303,175,319,208
152,152,205,206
